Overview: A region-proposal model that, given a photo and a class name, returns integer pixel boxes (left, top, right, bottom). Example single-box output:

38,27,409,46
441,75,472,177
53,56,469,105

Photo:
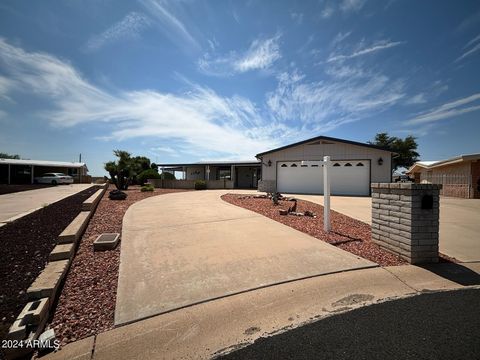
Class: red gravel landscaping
0,186,99,343
221,194,407,267
49,186,189,347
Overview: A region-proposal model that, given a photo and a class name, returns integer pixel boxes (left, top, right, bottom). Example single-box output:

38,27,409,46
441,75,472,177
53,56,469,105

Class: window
217,167,231,180
333,163,341,167
311,164,319,167
344,163,352,167
301,165,308,167
291,164,297,167
356,162,364,166
281,164,287,167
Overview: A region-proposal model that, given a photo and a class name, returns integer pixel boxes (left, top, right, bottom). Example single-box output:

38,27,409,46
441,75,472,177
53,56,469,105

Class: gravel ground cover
49,186,189,347
222,194,407,267
0,184,54,195
0,186,98,342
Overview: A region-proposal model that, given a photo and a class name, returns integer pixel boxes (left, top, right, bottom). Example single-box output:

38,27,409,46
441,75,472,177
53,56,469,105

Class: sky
0,0,479,176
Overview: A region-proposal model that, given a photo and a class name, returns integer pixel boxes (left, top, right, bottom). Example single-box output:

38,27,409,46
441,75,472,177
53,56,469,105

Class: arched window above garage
291,164,297,167
344,163,352,166
281,164,287,167
356,162,364,166
333,163,341,167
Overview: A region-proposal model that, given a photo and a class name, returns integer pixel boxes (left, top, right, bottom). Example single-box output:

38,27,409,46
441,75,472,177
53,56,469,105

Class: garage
277,160,370,196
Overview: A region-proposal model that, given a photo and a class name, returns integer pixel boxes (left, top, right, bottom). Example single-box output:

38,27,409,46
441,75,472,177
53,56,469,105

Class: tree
137,168,161,185
104,150,132,190
130,156,151,184
369,133,420,170
0,152,20,159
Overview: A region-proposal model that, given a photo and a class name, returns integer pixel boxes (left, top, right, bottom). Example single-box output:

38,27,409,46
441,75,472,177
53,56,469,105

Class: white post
323,156,331,232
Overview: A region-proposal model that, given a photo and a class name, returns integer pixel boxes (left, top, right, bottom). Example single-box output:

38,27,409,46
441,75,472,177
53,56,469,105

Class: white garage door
277,160,370,196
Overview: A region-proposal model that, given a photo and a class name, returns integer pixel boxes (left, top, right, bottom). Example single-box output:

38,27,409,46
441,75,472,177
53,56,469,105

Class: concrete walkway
114,190,376,326
293,194,480,262
0,184,94,226
291,194,372,224
44,262,480,360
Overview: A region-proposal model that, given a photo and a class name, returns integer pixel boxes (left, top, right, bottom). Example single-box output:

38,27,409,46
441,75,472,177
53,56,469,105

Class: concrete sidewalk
0,184,94,226
43,262,480,360
115,190,376,325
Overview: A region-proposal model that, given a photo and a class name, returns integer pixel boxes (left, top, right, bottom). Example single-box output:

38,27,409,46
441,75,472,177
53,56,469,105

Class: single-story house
407,153,480,198
0,158,90,184
256,135,394,196
154,161,261,189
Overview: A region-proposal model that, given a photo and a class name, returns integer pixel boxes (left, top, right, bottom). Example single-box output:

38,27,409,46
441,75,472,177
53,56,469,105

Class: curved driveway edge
114,190,376,326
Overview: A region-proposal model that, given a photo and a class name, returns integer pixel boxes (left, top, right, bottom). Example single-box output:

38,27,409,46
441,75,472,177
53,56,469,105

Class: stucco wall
185,166,205,180
259,141,392,183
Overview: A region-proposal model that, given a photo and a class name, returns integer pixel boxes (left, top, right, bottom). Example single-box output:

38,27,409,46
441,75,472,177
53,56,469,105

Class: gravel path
222,194,407,267
0,186,98,342
49,186,189,346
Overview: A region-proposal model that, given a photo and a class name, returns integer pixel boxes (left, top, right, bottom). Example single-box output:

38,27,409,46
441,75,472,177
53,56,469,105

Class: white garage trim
276,159,371,196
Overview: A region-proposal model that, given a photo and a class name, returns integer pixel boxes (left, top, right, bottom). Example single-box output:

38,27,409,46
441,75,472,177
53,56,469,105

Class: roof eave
255,135,395,158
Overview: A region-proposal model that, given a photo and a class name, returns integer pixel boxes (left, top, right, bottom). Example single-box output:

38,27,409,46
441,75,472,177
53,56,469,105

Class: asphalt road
219,289,480,360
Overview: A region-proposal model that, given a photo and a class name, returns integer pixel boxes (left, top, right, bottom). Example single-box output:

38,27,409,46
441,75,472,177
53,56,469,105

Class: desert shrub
140,184,154,192
137,169,161,185
194,180,207,190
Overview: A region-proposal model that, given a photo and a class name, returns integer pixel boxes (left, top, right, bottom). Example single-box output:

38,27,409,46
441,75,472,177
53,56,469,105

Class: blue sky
0,0,479,176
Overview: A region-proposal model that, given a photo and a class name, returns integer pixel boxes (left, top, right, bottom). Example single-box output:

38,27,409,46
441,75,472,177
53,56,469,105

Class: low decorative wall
371,183,441,264
148,179,234,189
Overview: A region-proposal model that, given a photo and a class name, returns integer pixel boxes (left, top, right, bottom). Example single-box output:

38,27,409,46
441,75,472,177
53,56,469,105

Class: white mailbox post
323,156,331,232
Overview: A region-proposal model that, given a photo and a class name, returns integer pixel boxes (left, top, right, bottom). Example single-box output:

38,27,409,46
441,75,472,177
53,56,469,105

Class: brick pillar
371,183,442,264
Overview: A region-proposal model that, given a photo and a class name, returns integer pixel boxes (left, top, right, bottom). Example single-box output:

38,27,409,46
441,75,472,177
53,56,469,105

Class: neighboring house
155,161,261,189
256,135,394,196
0,158,90,184
407,153,480,199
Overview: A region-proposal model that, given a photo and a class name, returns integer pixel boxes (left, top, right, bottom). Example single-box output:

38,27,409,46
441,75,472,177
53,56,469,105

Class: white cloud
85,12,151,51
464,33,480,48
0,38,280,159
406,93,427,105
198,34,281,76
327,39,405,62
331,31,352,46
455,42,480,63
139,0,201,50
0,75,13,101
320,3,334,18
267,67,405,132
291,12,304,24
340,0,366,12
406,93,480,125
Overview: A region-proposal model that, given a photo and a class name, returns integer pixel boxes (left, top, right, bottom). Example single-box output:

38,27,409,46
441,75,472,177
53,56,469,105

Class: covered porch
153,161,261,189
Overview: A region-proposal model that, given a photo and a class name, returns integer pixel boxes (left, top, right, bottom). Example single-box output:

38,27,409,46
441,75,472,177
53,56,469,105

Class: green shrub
194,180,207,190
137,169,161,185
140,184,154,192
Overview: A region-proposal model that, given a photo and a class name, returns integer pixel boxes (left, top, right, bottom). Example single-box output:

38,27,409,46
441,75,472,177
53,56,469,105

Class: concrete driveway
115,190,376,325
292,194,480,263
0,184,94,225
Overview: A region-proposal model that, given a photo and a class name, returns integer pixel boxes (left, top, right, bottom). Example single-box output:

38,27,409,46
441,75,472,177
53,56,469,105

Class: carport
0,158,89,184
